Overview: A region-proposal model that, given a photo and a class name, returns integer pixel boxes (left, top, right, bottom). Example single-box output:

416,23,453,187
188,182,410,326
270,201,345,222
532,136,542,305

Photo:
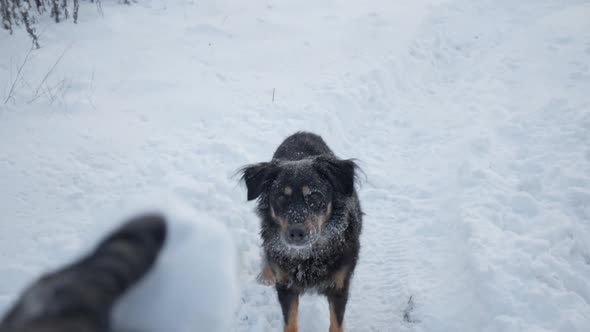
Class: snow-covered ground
1,0,589,331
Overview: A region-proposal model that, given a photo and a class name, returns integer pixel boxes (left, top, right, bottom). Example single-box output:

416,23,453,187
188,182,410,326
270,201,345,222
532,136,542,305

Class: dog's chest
278,256,337,289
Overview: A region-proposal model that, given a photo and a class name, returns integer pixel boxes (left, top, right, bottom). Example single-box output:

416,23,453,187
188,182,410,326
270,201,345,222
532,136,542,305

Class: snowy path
1,0,589,331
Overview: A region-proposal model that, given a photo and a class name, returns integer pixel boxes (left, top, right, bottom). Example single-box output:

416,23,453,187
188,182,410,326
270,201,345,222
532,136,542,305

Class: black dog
240,132,362,332
0,214,167,332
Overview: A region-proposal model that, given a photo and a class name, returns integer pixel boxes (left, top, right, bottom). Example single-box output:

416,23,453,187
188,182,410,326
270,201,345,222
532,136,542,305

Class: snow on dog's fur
240,132,362,332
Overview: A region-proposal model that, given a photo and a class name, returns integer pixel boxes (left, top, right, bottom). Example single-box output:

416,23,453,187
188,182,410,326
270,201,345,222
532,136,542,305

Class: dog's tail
0,213,167,332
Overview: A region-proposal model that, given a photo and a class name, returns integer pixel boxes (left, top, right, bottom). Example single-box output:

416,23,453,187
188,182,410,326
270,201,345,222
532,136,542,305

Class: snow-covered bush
0,0,95,48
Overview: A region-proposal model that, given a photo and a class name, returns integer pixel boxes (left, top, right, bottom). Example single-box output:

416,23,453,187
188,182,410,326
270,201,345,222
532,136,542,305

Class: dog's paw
256,263,275,286
256,273,275,286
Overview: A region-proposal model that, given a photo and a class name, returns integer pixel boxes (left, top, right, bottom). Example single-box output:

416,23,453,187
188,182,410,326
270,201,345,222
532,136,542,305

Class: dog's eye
306,192,324,209
276,194,289,205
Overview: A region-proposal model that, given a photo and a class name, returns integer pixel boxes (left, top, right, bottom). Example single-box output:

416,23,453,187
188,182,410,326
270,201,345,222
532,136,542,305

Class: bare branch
28,45,69,102
4,45,34,105
2,0,97,44
86,67,96,110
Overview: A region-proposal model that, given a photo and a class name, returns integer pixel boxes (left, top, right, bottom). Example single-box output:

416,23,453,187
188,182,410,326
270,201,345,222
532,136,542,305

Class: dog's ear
315,157,358,197
239,162,279,201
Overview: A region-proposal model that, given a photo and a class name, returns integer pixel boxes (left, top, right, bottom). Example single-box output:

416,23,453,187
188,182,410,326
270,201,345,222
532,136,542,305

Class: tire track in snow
317,69,483,330
346,119,482,332
348,1,590,331
347,186,411,331
316,1,518,328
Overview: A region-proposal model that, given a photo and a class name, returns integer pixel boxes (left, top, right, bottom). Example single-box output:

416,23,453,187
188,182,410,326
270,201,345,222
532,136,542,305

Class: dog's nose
286,226,308,245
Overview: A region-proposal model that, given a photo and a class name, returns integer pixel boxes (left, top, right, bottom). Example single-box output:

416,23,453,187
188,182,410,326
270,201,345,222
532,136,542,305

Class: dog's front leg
257,261,275,285
326,284,349,332
276,284,299,332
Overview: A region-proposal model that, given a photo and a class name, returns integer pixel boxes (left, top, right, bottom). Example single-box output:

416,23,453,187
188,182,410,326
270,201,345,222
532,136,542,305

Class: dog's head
240,156,357,247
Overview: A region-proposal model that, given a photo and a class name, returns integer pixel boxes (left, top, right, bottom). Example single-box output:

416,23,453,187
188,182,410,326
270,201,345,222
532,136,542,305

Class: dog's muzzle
286,225,308,245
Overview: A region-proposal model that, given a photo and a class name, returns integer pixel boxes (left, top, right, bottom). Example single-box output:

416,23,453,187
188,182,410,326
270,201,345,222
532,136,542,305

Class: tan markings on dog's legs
329,302,344,332
302,185,311,196
284,186,293,195
259,261,289,286
257,261,275,285
273,266,288,285
284,297,299,332
333,266,349,290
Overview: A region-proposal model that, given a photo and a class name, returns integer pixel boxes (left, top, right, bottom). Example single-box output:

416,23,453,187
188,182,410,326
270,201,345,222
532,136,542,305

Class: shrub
0,0,102,48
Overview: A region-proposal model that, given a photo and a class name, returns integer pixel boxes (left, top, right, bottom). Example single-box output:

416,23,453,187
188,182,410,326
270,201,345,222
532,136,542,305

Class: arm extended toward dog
0,214,167,332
